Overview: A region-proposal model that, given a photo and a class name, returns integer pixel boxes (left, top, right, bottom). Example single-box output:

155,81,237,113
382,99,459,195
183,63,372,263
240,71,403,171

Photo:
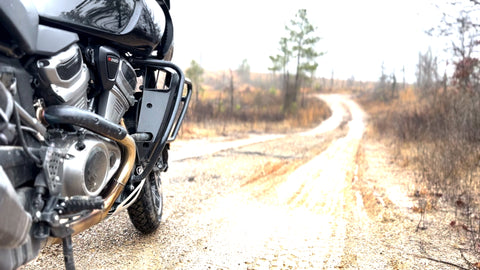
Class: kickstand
62,235,76,270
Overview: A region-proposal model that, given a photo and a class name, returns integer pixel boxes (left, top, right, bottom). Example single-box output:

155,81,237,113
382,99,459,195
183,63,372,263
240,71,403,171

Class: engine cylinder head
36,44,89,109
97,59,136,123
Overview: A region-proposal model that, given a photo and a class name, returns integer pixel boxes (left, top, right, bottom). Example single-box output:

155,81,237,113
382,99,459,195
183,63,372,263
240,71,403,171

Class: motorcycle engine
36,44,89,109
96,58,136,124
45,134,122,197
37,45,136,197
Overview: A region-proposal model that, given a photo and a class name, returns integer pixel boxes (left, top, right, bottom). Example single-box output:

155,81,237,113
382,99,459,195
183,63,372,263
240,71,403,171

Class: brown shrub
365,89,480,198
360,86,480,251
180,87,331,138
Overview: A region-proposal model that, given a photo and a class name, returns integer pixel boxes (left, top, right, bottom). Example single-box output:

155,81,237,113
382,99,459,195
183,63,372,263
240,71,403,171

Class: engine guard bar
130,59,191,182
167,78,192,142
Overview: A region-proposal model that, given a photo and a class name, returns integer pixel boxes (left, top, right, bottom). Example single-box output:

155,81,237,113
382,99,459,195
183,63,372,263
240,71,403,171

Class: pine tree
269,9,323,113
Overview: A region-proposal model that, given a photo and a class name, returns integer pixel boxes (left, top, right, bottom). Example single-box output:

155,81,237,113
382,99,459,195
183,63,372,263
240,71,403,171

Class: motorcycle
0,0,192,269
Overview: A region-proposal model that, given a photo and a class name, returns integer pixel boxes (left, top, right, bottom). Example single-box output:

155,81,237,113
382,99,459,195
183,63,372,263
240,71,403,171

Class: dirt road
167,94,365,269
27,95,470,269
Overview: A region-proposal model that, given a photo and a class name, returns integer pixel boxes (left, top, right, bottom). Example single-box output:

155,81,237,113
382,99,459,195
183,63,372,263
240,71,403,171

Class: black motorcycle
0,0,191,269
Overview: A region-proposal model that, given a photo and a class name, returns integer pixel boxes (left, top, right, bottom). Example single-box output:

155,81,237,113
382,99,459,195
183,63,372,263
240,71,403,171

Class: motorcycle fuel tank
0,0,79,56
34,0,167,56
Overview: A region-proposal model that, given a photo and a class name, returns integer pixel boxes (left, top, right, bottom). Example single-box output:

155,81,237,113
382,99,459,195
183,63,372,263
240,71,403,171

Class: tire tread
127,179,161,234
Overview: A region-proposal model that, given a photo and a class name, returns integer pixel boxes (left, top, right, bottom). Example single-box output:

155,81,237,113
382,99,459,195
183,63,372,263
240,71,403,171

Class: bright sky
171,0,446,82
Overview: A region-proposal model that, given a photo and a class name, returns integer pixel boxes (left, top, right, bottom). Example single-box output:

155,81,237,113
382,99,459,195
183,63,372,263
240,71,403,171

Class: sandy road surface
168,94,364,269
28,94,459,270
169,94,349,162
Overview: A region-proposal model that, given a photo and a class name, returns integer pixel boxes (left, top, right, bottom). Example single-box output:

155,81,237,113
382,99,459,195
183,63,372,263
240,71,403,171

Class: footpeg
59,196,104,215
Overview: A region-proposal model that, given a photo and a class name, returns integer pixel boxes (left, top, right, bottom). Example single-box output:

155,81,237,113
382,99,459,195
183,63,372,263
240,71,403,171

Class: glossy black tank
34,0,166,56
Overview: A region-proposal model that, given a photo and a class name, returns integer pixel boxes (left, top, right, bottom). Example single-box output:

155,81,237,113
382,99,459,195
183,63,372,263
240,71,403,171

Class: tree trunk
292,42,302,110
283,72,292,114
229,69,234,115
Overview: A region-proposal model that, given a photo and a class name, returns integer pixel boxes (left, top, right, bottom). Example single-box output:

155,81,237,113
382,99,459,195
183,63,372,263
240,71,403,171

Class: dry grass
358,86,480,255
178,78,331,139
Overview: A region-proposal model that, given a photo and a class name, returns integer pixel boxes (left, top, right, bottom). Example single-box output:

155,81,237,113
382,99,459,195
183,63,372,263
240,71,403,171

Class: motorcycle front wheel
127,170,163,234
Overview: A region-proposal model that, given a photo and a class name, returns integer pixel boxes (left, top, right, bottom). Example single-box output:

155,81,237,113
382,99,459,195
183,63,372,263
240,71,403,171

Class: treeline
181,61,331,136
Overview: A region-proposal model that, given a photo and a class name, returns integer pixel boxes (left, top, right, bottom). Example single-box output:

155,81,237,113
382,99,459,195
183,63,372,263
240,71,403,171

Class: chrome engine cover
37,44,89,109
48,134,121,197
97,59,136,123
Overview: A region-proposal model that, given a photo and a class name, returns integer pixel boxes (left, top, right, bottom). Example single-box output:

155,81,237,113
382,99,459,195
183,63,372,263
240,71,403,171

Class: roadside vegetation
358,1,480,258
180,70,331,138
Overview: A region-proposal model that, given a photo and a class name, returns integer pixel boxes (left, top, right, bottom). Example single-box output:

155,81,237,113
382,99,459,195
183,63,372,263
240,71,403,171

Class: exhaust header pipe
43,105,127,140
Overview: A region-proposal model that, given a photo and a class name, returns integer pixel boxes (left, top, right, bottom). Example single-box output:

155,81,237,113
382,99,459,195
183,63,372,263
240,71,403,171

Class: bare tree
330,70,334,92
430,2,480,92
415,48,440,100
228,69,234,114
346,76,355,90
391,73,397,99
237,59,250,84
374,63,389,101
